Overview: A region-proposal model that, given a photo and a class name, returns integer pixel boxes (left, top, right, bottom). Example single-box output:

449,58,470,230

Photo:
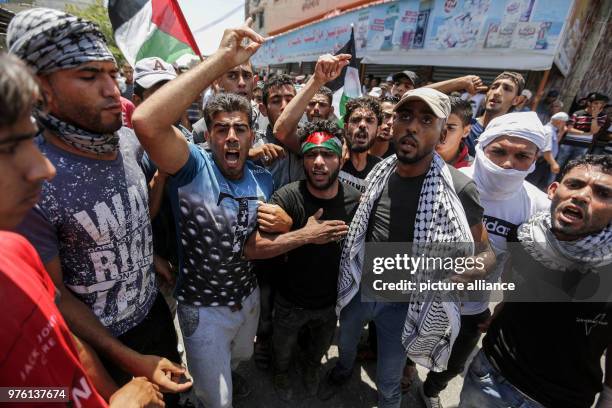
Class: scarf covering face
473,111,546,201
337,154,474,372
7,8,115,75
35,110,120,155
472,145,534,201
301,131,343,156
517,211,612,271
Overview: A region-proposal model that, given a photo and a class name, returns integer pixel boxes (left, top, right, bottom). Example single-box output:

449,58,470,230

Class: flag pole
169,0,204,61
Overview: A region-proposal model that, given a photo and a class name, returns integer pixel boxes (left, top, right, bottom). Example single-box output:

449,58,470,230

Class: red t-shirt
0,232,108,408
121,97,135,129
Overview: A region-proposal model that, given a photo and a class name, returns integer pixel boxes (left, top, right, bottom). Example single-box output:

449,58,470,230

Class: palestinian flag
108,0,201,66
328,28,362,128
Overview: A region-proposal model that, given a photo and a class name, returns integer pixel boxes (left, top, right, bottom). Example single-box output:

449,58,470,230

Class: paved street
233,327,472,408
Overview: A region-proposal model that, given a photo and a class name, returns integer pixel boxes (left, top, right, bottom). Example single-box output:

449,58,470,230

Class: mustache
225,141,240,149
353,129,368,138
397,133,417,144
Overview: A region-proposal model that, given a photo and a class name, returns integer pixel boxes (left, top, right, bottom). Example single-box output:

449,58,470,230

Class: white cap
521,89,533,100
551,112,569,122
368,87,382,98
175,54,199,70
134,57,177,89
395,87,451,118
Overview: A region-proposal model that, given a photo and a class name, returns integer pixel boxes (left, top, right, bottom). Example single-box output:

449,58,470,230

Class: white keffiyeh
337,153,474,372
517,211,612,271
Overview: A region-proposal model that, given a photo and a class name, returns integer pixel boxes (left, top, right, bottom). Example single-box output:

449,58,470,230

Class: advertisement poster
253,0,573,70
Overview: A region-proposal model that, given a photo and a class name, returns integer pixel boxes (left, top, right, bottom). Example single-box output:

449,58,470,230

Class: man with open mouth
131,19,274,408
466,71,525,156
338,96,384,193
460,155,612,408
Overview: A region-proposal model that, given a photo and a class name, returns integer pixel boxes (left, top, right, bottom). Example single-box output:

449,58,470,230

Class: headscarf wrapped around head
7,8,115,75
478,111,546,150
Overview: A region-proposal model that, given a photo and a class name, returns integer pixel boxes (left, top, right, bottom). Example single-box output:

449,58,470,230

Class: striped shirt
562,110,607,147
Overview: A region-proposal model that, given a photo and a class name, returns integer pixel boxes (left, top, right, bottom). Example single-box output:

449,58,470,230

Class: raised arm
132,19,265,174
426,75,488,95
273,53,350,153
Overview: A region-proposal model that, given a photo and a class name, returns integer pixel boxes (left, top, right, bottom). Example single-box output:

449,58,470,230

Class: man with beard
369,96,398,159
246,120,359,401
252,54,350,371
0,52,173,408
319,88,494,408
460,155,612,408
9,8,190,404
338,97,384,192
417,111,549,408
131,19,273,408
466,72,524,156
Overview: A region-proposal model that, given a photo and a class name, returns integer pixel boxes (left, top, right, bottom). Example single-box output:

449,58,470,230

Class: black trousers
272,295,337,373
100,292,181,407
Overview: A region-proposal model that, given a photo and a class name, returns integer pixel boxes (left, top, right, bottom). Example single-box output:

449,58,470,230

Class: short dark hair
134,83,145,99
380,95,400,105
559,155,611,181
297,119,344,147
588,92,609,103
449,96,473,126
262,74,294,106
344,96,383,126
492,71,525,96
204,93,253,130
314,86,333,105
0,54,39,128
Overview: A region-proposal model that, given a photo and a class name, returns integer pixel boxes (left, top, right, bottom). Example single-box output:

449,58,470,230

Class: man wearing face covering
10,8,190,404
460,111,550,309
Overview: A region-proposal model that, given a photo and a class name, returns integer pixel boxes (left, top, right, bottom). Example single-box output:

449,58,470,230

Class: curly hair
297,119,344,146
262,74,295,106
0,54,39,127
343,96,383,126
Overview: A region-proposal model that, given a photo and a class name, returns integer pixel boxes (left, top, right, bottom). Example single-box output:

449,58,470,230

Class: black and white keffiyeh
7,8,115,75
337,153,474,372
518,211,612,271
36,110,120,155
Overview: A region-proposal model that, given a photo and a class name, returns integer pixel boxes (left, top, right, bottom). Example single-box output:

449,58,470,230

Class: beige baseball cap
394,87,451,119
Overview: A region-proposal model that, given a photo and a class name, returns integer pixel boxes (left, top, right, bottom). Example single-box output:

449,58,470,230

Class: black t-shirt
338,154,381,193
381,143,396,159
367,166,483,242
484,243,612,408
271,180,361,308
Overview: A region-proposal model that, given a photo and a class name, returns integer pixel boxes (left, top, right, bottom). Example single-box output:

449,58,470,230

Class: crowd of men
0,8,611,408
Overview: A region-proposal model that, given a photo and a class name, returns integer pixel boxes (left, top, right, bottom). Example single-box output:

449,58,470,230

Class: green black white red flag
327,28,362,127
108,0,201,66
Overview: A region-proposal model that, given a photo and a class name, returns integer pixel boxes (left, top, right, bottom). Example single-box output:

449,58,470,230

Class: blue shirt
466,118,485,156
165,144,273,307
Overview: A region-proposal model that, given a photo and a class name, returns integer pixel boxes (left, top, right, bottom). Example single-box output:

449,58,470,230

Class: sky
178,0,246,56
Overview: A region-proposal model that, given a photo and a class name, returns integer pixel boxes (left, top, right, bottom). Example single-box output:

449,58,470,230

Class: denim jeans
555,144,589,174
177,288,260,408
334,293,409,408
272,295,337,373
459,350,545,408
